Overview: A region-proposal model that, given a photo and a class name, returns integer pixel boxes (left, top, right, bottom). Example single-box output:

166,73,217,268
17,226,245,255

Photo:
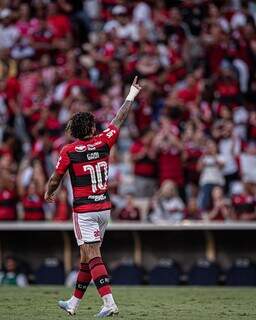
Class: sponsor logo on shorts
88,194,106,201
87,152,100,160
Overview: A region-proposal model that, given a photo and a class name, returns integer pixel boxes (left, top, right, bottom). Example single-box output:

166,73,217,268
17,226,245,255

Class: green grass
0,286,256,320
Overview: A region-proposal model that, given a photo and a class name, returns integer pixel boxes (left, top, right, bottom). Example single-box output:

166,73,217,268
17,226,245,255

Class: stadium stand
1,0,256,286
111,263,144,285
188,259,220,286
226,258,256,286
35,258,65,285
148,260,181,285
1,0,256,223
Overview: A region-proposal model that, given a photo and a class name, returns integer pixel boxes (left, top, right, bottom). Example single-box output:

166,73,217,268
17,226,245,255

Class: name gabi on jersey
88,194,107,202
87,152,100,160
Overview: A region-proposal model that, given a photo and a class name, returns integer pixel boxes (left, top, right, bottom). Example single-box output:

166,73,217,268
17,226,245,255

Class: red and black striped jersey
55,124,119,213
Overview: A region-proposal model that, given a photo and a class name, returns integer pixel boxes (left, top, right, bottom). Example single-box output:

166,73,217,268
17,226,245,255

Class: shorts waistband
73,209,111,215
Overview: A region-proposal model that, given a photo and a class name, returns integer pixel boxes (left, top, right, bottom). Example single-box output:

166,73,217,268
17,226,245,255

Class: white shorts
73,210,110,246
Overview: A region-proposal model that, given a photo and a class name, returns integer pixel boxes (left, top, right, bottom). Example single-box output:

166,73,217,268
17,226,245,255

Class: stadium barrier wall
0,222,256,277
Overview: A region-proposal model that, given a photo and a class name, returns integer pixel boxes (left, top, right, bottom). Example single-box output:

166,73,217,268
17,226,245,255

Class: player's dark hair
66,112,95,139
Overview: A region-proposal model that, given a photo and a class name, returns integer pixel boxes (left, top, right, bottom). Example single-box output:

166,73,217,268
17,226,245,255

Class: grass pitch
0,286,256,320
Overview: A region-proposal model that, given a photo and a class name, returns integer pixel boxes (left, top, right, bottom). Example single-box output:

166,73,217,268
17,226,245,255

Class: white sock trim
102,293,115,306
69,296,80,309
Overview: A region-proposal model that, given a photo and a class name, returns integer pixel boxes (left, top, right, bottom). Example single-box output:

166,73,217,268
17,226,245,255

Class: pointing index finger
132,76,138,86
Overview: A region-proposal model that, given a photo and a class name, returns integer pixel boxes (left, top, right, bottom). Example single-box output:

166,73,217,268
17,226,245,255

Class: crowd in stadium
1,0,256,222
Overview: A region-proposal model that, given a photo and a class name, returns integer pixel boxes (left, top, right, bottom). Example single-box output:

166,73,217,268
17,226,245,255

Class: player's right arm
111,76,142,128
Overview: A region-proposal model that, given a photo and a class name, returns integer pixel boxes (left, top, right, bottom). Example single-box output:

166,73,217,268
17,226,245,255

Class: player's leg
59,246,92,314
72,246,92,300
84,242,118,317
58,213,92,315
86,210,118,317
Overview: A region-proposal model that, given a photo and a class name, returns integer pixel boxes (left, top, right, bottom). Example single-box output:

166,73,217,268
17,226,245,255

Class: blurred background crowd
1,0,256,223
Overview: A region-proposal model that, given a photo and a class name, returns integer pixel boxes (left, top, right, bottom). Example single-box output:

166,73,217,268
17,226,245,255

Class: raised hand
126,76,142,101
132,76,142,91
111,76,142,128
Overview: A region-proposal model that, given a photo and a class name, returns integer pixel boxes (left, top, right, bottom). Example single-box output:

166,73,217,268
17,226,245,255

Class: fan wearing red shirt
130,128,156,197
54,188,71,221
44,77,142,317
0,172,17,221
232,183,256,221
22,182,44,221
208,186,234,221
153,117,184,188
47,2,71,39
118,195,141,221
0,186,17,221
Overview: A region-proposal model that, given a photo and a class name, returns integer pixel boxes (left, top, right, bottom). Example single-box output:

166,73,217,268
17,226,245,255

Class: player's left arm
111,76,142,128
44,146,70,203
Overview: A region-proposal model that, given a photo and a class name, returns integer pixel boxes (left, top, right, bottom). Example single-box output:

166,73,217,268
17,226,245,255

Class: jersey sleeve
101,123,120,149
55,146,70,175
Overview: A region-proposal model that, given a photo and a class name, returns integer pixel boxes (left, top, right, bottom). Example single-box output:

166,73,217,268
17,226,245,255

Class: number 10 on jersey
83,161,108,193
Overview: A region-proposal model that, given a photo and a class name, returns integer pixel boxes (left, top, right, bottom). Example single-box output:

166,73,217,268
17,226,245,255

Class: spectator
153,115,184,193
58,0,91,43
217,121,241,193
149,180,184,223
117,194,141,221
0,9,20,49
0,256,28,287
20,181,45,221
198,139,225,211
54,188,71,221
104,5,139,41
232,182,256,221
17,159,46,195
185,197,202,220
108,147,122,195
1,1,256,224
46,2,72,42
130,128,156,197
239,142,256,185
0,173,17,221
207,186,234,221
248,111,256,141
182,122,204,193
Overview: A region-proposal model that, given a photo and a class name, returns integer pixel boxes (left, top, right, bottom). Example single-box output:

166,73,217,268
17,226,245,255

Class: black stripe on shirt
68,145,109,163
69,167,107,187
73,193,110,207
72,174,92,187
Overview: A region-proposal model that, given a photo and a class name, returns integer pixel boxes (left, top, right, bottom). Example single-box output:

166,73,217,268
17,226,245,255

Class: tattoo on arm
111,100,133,128
46,172,63,196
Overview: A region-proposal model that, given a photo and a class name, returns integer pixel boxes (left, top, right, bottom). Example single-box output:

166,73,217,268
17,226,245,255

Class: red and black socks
74,263,92,299
89,257,112,297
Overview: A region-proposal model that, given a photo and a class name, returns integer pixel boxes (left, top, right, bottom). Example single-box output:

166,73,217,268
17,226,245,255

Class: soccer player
44,77,142,317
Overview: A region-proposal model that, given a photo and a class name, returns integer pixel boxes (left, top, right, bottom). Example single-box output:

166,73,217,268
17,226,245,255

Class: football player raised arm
111,76,142,128
44,76,141,203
